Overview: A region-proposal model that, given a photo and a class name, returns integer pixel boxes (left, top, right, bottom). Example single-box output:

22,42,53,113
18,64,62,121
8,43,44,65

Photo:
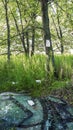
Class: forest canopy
0,0,73,59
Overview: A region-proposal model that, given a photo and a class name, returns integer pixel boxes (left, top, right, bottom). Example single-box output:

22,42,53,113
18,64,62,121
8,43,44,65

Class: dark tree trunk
15,0,27,54
3,0,11,61
51,15,62,52
57,16,64,54
31,28,35,56
57,7,64,54
26,31,29,56
10,9,27,54
41,0,55,68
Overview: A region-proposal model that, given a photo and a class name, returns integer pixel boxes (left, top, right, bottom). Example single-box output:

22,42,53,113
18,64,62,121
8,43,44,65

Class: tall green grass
0,55,46,92
0,54,73,94
55,55,73,79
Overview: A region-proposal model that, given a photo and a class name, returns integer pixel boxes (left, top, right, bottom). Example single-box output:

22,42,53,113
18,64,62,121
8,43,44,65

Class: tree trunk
31,28,35,56
15,0,27,54
57,7,64,54
3,0,11,61
26,31,29,56
41,0,55,69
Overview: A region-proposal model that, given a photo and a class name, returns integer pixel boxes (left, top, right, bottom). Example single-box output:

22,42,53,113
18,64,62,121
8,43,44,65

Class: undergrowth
0,54,73,96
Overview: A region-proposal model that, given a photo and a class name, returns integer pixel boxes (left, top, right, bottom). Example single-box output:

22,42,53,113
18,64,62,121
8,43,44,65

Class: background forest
0,0,73,103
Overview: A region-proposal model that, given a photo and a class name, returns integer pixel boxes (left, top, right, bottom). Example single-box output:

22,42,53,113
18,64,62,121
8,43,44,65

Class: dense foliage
0,54,73,96
0,0,73,57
